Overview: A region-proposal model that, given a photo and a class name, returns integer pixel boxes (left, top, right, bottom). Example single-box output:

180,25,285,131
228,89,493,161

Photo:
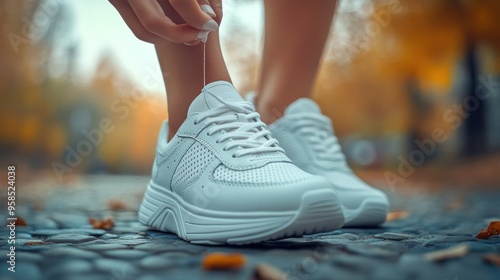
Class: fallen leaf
386,211,408,222
24,241,45,246
7,217,28,226
88,217,114,230
488,221,500,234
16,217,28,226
202,252,245,270
476,229,490,239
424,244,469,262
475,221,500,239
107,199,127,211
252,263,287,280
483,254,500,266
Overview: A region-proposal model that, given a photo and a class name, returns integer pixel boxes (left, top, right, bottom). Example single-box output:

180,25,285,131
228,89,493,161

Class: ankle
167,122,181,141
255,96,286,125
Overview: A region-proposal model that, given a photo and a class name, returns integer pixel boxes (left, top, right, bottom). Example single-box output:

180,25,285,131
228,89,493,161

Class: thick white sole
342,197,389,227
138,181,345,245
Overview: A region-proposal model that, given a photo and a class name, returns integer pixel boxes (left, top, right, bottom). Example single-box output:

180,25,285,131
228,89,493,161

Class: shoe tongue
284,98,322,115
188,81,243,115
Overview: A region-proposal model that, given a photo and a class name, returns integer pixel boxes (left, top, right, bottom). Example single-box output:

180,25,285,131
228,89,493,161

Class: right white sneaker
138,81,345,245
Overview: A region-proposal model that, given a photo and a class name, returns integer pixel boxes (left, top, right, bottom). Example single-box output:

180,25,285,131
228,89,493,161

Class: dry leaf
424,244,469,262
107,199,127,211
6,217,28,226
475,221,500,239
253,263,287,280
202,252,246,270
483,254,500,266
24,241,45,245
386,211,408,222
15,217,28,226
88,217,114,230
476,229,490,239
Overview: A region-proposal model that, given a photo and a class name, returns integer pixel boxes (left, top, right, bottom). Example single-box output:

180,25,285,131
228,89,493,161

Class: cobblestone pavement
1,175,499,280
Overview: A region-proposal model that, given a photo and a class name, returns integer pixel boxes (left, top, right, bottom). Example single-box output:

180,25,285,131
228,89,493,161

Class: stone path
1,175,499,280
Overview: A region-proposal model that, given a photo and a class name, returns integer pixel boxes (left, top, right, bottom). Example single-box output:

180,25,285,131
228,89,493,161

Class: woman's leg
256,0,337,124
155,2,231,140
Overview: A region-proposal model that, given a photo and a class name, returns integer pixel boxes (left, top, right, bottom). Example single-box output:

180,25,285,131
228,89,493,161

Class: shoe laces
194,94,284,158
288,113,345,166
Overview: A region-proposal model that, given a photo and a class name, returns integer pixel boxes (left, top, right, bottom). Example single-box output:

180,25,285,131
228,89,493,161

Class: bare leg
257,0,337,124
155,3,231,140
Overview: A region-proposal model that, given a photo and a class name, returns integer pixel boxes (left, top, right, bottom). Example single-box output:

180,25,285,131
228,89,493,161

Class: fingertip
202,19,218,31
184,39,201,46
197,30,209,43
201,4,216,18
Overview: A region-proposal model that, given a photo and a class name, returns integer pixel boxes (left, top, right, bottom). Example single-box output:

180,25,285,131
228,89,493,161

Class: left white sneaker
247,94,390,227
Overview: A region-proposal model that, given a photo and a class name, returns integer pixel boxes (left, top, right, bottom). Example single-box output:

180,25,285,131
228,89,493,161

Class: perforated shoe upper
152,82,335,212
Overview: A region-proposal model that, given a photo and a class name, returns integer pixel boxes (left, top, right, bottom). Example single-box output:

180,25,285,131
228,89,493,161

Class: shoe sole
138,181,345,245
341,197,389,227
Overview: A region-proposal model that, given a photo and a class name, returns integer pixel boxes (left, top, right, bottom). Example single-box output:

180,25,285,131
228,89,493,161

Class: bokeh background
1,0,500,189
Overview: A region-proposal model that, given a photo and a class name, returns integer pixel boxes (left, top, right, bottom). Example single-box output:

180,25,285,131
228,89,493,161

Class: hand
109,0,222,45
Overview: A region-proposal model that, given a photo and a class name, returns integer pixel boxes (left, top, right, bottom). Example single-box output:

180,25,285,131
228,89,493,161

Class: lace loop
196,97,284,158
288,113,344,165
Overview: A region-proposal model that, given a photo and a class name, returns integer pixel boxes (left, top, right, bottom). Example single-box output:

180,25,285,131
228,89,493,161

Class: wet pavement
1,175,499,280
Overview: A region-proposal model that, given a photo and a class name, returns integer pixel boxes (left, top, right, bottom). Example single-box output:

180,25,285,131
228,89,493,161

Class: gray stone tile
94,258,138,274
374,232,415,241
344,243,400,259
46,259,93,275
102,249,150,259
78,243,130,251
17,251,44,263
17,233,33,239
45,233,98,244
370,241,409,253
16,239,45,246
101,233,119,240
7,262,41,279
43,247,100,259
134,242,176,252
31,229,106,236
105,238,150,246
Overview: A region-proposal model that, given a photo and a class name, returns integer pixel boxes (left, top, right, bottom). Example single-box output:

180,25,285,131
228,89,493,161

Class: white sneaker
247,94,389,227
138,82,345,244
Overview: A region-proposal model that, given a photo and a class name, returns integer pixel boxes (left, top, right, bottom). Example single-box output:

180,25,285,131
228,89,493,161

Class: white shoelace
194,94,284,158
289,114,344,165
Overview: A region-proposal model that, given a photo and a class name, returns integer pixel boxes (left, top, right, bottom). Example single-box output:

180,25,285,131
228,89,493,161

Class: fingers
169,0,219,31
198,0,216,18
128,0,205,43
109,0,163,44
207,0,223,24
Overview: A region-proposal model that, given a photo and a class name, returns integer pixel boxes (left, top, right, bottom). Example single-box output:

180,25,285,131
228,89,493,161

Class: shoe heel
138,182,184,238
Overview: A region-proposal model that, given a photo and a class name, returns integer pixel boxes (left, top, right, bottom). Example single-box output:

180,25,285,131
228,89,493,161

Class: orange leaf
15,217,28,226
488,221,500,235
386,211,408,222
476,221,500,239
88,217,114,230
476,229,490,239
24,241,45,245
202,252,246,270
